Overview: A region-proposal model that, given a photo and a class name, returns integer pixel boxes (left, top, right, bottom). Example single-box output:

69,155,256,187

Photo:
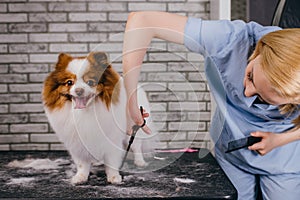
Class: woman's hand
248,131,281,155
249,128,300,156
126,103,151,135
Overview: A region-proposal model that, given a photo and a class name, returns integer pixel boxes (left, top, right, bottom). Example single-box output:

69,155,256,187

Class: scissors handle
139,106,146,128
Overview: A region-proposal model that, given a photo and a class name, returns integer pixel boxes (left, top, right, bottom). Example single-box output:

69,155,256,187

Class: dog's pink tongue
74,97,88,109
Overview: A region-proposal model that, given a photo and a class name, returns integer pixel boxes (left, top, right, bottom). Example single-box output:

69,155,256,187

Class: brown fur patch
43,53,76,111
86,52,120,109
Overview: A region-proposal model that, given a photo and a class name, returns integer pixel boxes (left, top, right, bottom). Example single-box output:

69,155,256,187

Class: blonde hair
249,28,300,125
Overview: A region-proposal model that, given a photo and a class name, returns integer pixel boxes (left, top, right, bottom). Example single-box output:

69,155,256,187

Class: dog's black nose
75,88,84,96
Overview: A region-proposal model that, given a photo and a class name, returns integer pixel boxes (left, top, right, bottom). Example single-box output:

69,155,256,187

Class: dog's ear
87,52,110,70
56,53,72,69
91,51,108,63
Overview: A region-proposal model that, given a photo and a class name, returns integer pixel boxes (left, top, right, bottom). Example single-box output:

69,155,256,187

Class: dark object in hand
226,136,262,153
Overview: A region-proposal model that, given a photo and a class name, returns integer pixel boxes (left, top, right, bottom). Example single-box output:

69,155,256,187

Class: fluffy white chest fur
43,52,152,184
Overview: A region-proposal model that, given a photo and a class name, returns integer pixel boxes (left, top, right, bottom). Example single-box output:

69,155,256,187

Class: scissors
119,106,146,170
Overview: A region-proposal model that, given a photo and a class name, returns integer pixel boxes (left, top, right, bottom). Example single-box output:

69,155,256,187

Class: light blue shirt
184,18,300,175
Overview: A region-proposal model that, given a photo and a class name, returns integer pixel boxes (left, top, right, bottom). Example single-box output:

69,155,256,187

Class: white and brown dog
43,52,152,184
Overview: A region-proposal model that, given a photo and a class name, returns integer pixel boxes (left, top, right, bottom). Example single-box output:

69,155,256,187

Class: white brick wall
0,0,212,151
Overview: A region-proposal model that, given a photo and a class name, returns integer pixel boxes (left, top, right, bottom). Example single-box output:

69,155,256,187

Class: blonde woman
122,11,300,200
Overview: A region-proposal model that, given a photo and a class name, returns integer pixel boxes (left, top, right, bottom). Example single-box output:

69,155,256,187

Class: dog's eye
86,80,96,87
66,80,73,86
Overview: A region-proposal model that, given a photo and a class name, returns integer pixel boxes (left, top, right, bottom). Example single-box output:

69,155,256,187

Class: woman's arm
122,11,187,131
248,128,300,155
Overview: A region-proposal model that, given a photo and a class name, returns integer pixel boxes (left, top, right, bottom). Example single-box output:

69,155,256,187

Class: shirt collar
245,95,257,107
244,95,278,110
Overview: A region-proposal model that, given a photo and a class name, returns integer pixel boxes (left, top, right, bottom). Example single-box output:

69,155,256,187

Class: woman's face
243,55,290,105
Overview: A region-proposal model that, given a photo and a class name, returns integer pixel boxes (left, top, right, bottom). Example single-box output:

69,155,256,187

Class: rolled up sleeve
184,18,252,57
184,17,204,54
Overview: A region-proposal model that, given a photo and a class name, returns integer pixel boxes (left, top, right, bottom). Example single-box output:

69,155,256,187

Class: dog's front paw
71,173,88,185
107,174,122,184
134,159,148,167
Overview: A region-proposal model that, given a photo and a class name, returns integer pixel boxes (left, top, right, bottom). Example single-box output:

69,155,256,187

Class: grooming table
0,149,237,199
